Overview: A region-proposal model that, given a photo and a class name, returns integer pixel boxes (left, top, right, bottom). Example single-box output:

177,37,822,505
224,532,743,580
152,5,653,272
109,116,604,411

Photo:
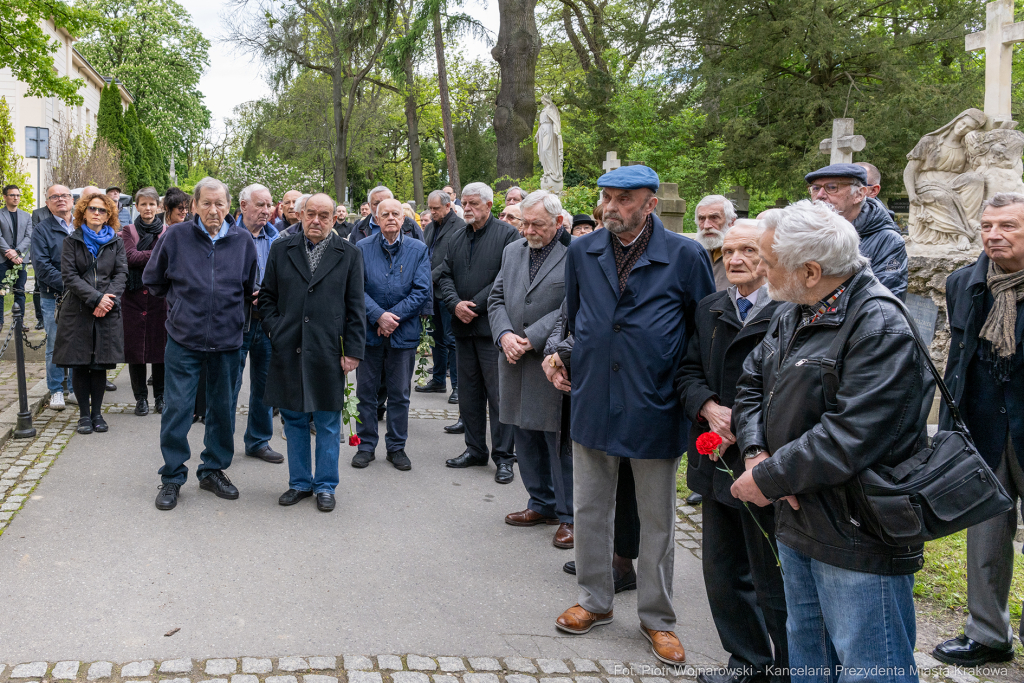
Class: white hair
694,195,737,226
771,200,869,277
462,182,493,204
983,191,1024,212
193,177,230,205
294,193,312,214
561,209,573,226
453,204,465,219
367,185,393,205
518,189,563,221
506,186,525,201
239,183,269,204
428,189,451,206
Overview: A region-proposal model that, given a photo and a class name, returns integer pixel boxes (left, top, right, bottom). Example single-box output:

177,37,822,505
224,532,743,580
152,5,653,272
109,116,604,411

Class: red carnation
348,434,361,446
695,431,723,456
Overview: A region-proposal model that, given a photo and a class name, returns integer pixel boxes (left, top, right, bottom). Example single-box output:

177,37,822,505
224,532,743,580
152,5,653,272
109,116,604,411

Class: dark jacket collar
585,214,670,264
967,252,991,291
464,214,494,236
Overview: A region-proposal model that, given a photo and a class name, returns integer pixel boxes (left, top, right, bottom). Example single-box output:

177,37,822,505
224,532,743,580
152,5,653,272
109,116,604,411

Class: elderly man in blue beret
554,165,715,666
805,163,908,300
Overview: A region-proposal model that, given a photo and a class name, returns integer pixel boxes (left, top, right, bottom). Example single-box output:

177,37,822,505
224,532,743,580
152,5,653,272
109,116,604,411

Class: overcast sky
177,0,499,134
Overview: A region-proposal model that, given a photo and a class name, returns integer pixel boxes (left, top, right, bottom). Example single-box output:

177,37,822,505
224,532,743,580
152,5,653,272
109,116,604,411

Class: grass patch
676,453,691,499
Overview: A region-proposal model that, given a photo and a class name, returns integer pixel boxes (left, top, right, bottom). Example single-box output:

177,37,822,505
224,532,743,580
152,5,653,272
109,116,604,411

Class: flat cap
597,164,660,192
804,163,867,185
105,185,122,193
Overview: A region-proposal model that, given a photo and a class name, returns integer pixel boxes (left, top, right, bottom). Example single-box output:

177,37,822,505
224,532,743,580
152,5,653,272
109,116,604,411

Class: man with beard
694,195,737,291
805,163,907,300
555,165,714,665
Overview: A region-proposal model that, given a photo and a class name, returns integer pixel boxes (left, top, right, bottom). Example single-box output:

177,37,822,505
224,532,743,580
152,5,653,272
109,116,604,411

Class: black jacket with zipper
733,268,933,575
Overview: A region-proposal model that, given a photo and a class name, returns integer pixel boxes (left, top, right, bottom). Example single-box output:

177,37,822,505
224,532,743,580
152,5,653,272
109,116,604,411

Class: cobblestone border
97,404,461,422
0,410,76,535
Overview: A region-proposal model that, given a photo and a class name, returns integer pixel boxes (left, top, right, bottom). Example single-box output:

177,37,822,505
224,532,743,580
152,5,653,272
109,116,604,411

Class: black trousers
614,458,640,559
128,363,164,401
455,336,514,464
702,496,789,681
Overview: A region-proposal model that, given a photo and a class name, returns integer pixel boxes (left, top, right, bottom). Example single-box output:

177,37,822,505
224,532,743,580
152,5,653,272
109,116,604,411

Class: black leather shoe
443,418,464,434
351,450,375,468
387,449,412,470
246,445,284,464
316,492,336,512
685,492,703,505
156,483,180,510
415,380,446,393
91,416,108,433
563,561,576,575
377,406,386,421
155,396,165,413
278,488,313,506
495,462,515,484
613,567,637,593
34,320,44,330
105,379,117,391
134,399,149,416
77,417,93,434
933,634,1014,667
199,470,239,500
448,389,459,404
446,450,488,468
697,670,769,683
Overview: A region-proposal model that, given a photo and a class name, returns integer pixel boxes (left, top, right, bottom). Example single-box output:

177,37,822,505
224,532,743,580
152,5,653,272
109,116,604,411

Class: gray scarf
980,259,1024,360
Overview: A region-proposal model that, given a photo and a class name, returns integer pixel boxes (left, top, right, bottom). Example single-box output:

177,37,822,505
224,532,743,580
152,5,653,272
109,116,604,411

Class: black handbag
820,291,1013,547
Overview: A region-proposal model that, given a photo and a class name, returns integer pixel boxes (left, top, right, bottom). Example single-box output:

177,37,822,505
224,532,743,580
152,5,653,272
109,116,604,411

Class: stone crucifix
819,118,866,164
966,0,1024,125
602,151,621,173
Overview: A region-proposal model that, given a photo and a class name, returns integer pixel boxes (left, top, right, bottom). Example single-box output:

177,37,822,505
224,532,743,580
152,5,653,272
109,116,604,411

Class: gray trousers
573,442,680,631
966,439,1024,648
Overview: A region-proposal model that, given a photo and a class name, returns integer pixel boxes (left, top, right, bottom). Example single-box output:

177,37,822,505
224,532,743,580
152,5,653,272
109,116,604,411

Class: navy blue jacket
30,215,72,296
941,253,1024,470
566,216,715,459
142,215,258,352
852,197,908,301
358,232,432,349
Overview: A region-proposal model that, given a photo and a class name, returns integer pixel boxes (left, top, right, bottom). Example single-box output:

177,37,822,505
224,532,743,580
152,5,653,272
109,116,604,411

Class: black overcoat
259,233,366,413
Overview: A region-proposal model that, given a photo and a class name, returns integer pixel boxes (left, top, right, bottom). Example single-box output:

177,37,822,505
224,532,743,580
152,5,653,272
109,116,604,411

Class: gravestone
905,293,939,347
773,198,790,209
725,185,750,218
602,151,621,173
655,183,686,233
819,118,867,164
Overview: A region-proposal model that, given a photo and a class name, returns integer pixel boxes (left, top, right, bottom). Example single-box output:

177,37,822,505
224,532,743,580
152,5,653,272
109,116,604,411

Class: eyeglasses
808,182,855,196
500,213,522,223
5,193,21,199
47,193,72,201
86,206,109,215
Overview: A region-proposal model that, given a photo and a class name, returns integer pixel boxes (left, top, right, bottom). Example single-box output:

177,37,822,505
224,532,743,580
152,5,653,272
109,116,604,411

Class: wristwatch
743,445,767,459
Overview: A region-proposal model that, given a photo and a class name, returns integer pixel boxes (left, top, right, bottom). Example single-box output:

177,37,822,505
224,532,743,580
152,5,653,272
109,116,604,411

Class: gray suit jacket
0,208,33,255
488,231,570,433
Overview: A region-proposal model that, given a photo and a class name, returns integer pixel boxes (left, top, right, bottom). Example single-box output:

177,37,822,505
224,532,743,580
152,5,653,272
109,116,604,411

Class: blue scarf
82,224,116,257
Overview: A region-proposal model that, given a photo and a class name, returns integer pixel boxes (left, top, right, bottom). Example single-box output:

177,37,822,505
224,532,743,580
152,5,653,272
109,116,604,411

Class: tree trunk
332,67,348,201
404,52,424,206
492,0,540,187
433,1,460,195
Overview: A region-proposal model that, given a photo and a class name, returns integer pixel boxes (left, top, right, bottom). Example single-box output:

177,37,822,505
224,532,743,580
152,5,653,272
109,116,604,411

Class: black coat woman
53,192,128,434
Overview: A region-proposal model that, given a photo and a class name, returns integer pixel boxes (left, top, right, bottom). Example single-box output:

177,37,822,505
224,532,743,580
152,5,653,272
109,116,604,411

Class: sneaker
50,391,65,411
351,450,375,468
65,392,77,405
386,449,412,471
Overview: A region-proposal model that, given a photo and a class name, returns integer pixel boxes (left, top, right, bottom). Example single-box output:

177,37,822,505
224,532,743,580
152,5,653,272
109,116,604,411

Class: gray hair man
932,192,1024,668
805,163,907,300
499,202,523,234
230,183,283,465
146,177,258,511
730,199,931,680
489,190,575,548
695,195,737,291
437,181,520,483
504,186,526,205
349,185,425,245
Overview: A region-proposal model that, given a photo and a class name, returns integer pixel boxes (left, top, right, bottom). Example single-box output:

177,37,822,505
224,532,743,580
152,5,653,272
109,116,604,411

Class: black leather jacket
733,268,933,575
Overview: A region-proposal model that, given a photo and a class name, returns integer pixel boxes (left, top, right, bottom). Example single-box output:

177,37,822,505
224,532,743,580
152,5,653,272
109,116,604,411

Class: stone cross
966,0,1024,124
819,118,866,164
602,151,621,173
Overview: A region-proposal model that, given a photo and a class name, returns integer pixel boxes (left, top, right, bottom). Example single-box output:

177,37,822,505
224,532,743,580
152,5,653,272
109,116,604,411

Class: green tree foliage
96,82,134,188
142,128,169,192
76,0,212,158
124,104,151,189
0,98,34,207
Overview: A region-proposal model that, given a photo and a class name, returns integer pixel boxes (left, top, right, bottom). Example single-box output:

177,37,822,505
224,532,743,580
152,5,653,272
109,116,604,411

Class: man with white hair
694,195,737,291
437,182,519,484
504,186,525,206
730,199,932,682
230,183,282,464
349,185,424,245
145,177,258,511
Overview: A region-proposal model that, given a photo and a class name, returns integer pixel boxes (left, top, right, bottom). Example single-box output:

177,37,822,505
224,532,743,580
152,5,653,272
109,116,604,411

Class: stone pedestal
655,183,687,233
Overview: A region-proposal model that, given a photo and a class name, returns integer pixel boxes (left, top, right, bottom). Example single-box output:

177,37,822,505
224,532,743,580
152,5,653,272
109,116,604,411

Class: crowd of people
0,157,1021,681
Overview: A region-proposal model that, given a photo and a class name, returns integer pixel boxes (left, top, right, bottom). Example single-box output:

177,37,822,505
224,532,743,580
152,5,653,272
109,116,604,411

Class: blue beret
597,164,660,192
804,163,867,185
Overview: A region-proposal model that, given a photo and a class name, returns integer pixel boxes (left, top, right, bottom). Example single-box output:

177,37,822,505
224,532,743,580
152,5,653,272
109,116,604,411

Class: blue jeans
356,341,416,453
40,295,70,394
778,542,917,683
431,297,457,388
0,260,26,324
280,409,341,493
159,337,241,485
232,320,274,454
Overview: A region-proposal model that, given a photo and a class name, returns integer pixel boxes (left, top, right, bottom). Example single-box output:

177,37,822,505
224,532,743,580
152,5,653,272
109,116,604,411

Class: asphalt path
0,369,725,667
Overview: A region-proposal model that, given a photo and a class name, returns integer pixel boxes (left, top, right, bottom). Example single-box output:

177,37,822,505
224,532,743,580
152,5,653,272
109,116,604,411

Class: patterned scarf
800,283,848,326
304,232,333,273
529,227,564,283
610,216,652,294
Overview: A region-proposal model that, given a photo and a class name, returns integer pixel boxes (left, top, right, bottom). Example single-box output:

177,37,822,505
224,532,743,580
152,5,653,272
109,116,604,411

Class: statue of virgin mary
536,94,563,193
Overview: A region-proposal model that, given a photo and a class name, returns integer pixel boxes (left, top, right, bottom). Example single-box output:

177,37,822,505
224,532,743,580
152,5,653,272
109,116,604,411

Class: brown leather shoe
505,508,560,526
640,625,686,665
555,604,613,635
553,522,574,548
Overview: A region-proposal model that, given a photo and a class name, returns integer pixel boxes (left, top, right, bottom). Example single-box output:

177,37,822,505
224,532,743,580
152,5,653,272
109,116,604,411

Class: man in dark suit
259,193,365,512
29,203,51,329
0,185,33,327
675,218,786,683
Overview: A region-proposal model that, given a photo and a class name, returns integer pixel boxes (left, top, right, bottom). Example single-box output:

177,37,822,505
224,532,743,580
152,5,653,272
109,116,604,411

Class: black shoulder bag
820,291,1013,547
